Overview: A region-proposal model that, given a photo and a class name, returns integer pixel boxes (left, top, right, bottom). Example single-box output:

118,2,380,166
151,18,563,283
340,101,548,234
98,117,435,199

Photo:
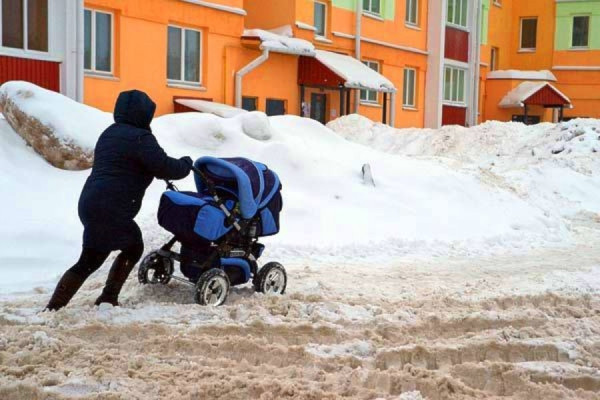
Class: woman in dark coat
46,90,192,310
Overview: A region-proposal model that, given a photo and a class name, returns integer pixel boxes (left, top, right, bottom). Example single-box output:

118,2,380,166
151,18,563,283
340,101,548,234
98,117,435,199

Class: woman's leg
95,241,144,306
46,248,110,311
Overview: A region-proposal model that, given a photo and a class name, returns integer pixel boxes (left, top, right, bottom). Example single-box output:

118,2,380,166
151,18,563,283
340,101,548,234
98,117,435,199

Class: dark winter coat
78,90,191,251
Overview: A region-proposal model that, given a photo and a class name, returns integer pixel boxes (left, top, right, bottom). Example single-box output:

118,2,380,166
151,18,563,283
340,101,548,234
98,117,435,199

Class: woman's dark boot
94,256,136,307
46,270,87,311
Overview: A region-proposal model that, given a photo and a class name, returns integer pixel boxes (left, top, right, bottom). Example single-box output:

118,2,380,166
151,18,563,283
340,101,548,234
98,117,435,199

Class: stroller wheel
138,251,173,285
254,262,287,295
195,268,230,306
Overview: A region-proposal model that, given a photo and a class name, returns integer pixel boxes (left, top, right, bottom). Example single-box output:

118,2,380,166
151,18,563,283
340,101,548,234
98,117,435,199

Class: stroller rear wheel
195,268,230,306
138,251,173,285
254,262,287,295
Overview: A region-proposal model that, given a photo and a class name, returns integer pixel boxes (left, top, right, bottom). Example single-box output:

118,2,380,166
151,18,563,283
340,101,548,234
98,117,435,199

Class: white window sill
402,106,418,111
442,102,467,108
0,47,60,62
405,23,421,31
167,82,207,91
518,48,536,53
85,71,118,81
568,47,589,51
315,36,333,44
363,12,384,22
446,23,470,32
360,101,381,108
493,2,502,7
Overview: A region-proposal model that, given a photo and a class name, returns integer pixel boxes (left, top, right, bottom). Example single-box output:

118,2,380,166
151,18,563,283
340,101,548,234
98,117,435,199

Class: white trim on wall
332,31,429,55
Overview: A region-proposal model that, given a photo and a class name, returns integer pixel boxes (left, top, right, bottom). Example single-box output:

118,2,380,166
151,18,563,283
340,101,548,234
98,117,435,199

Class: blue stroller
138,156,286,306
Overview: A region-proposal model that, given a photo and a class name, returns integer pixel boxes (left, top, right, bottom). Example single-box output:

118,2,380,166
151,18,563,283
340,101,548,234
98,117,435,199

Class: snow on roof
315,50,396,93
499,81,571,108
175,99,247,118
243,25,316,56
488,70,557,82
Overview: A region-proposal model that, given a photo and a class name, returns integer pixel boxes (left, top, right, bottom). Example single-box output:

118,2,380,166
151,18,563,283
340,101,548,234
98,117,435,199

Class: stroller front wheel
138,251,173,285
254,262,287,295
195,268,230,306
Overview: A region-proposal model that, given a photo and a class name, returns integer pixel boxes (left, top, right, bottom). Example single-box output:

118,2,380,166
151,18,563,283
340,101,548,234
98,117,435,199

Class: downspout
354,0,362,113
76,0,84,102
471,0,483,126
235,49,269,108
389,92,396,127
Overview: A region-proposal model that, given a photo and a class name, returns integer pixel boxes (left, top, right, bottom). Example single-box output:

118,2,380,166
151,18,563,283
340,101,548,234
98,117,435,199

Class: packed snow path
1,238,599,399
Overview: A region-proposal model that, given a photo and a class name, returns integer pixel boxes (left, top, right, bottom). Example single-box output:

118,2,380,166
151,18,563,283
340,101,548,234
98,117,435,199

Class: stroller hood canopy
193,157,280,219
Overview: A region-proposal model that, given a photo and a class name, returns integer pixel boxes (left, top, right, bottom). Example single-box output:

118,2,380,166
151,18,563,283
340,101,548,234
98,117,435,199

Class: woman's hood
113,90,157,130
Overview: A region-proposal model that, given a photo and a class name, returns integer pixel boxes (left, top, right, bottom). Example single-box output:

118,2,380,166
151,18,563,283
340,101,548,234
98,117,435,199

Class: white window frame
363,0,382,16
167,24,203,86
403,67,417,108
446,0,468,29
443,65,467,106
84,9,114,75
490,46,499,71
519,17,537,51
0,0,49,54
360,60,380,104
314,1,327,39
405,0,418,26
493,0,502,7
571,15,590,49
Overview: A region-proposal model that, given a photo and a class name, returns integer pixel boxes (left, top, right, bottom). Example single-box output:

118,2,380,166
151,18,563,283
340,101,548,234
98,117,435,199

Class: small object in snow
551,142,565,154
531,148,535,156
362,163,375,186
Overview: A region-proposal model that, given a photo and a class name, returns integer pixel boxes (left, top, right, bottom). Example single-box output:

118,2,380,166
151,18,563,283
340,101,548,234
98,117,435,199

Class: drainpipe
354,0,362,113
76,0,85,102
389,92,396,127
471,0,483,126
235,49,269,108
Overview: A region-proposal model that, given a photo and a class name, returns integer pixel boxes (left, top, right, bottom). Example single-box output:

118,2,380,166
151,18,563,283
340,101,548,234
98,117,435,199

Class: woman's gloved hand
181,156,194,171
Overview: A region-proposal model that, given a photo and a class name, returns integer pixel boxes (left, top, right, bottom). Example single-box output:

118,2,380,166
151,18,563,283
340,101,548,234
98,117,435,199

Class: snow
487,69,557,81
315,50,396,92
1,86,600,398
174,98,247,118
0,81,112,151
498,81,571,108
243,25,316,56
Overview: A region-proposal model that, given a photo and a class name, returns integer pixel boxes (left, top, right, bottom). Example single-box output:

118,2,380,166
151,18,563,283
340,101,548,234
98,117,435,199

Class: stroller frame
138,162,287,306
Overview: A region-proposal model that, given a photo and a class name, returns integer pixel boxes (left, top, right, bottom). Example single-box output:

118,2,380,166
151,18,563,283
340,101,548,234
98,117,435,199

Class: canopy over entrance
298,50,397,124
499,81,572,124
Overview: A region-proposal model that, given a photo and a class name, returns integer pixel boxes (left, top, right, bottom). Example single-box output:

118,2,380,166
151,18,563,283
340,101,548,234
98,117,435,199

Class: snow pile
174,98,247,118
0,82,575,292
243,25,315,55
0,81,112,169
315,50,396,92
328,114,600,220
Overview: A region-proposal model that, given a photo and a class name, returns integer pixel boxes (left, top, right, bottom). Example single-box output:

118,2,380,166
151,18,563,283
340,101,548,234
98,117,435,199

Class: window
447,0,467,28
490,47,499,71
360,61,379,103
403,68,416,108
266,99,286,116
362,0,381,15
84,9,113,73
242,96,257,112
520,18,537,50
572,16,589,48
314,1,326,37
167,26,202,85
443,66,466,104
1,0,48,52
405,0,418,25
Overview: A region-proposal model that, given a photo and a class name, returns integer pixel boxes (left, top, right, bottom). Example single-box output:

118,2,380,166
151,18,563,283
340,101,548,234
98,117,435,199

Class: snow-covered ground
0,83,599,399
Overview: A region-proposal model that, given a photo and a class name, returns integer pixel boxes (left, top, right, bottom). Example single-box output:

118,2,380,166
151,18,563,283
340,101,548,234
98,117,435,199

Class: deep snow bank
0,84,575,292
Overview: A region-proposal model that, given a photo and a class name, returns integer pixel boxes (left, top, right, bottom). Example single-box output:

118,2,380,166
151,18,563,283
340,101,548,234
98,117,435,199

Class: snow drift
0,82,582,292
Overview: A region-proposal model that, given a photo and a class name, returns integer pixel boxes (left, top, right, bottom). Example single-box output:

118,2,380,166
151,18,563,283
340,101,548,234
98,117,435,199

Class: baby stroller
138,156,286,306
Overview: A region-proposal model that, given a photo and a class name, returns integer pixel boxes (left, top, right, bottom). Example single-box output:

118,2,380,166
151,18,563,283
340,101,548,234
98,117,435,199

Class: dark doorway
512,115,541,125
310,93,326,124
242,96,257,111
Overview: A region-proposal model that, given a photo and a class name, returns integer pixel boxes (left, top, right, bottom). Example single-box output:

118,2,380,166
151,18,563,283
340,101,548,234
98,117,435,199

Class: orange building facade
1,0,598,128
